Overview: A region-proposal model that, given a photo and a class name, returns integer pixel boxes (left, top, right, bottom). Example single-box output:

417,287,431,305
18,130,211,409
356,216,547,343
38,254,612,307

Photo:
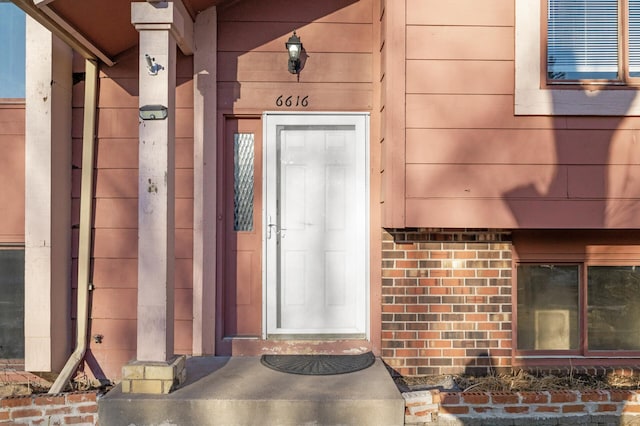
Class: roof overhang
12,0,233,66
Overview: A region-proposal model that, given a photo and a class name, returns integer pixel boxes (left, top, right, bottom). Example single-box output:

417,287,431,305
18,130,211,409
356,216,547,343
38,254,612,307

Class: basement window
517,262,640,354
0,248,24,359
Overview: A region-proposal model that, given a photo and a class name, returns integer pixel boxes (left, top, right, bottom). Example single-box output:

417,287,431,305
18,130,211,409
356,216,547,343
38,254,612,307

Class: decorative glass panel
0,2,25,98
588,266,640,350
0,249,24,358
234,133,254,231
547,0,619,80
517,264,579,350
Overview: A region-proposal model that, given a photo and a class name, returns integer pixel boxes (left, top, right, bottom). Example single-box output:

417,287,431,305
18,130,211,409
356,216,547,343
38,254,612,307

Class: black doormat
260,352,375,375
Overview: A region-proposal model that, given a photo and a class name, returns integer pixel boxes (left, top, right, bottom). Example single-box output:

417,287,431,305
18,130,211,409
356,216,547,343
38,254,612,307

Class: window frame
515,0,640,115
515,259,640,358
545,0,637,85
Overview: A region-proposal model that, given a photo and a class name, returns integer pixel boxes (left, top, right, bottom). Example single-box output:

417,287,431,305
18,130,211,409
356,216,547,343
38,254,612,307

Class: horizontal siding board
406,129,635,165
407,26,514,60
93,169,138,198
514,230,640,260
176,228,193,259
86,319,136,349
176,197,194,229
570,165,640,199
93,228,138,258
90,171,191,201
92,258,137,288
93,138,192,169
406,60,514,95
175,258,193,289
217,52,372,83
219,0,373,24
94,198,137,228
96,77,193,108
407,164,640,200
0,133,24,241
0,107,25,135
218,22,372,53
217,82,372,112
406,198,640,228
95,139,139,169
96,108,193,138
96,108,139,138
175,288,193,321
406,0,514,26
91,288,137,320
406,94,553,129
174,319,193,354
406,164,566,198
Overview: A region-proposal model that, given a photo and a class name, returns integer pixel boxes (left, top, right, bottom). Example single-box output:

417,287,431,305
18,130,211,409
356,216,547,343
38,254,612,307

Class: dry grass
396,369,640,393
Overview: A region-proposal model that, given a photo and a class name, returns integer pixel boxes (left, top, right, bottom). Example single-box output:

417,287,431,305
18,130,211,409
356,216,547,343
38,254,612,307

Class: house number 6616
276,95,309,107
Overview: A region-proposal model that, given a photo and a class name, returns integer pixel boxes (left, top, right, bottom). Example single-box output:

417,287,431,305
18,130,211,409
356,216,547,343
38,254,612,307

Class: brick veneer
0,391,98,425
381,229,513,376
404,389,640,424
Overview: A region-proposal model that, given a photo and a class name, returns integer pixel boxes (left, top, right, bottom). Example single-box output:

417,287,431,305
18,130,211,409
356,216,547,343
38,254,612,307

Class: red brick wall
381,229,513,376
404,389,640,424
0,391,98,425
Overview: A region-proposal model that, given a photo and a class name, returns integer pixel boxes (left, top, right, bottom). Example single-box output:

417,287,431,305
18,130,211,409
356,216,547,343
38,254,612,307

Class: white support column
136,27,177,363
24,16,73,372
125,0,193,394
192,6,217,356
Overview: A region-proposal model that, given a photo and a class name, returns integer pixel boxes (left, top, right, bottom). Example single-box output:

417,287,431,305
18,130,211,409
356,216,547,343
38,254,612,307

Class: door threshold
267,334,367,340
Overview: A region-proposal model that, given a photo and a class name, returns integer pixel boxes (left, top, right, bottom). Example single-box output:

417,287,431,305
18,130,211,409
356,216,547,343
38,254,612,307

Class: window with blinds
547,0,640,82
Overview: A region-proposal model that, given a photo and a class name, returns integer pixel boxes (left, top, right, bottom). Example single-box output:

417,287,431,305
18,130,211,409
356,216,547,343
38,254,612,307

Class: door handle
267,216,286,239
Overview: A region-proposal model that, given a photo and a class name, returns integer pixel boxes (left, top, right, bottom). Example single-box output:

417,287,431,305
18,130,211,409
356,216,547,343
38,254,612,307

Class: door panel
220,118,262,341
265,114,368,336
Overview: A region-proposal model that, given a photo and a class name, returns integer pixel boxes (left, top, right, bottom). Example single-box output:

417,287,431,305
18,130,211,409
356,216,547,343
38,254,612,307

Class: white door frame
262,112,370,339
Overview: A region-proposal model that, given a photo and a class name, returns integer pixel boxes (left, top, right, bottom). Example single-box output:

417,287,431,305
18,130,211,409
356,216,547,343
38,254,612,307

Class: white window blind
547,0,619,79
630,1,640,76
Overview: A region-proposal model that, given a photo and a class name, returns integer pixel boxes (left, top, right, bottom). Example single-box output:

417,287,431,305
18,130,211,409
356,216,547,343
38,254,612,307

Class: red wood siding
403,0,640,229
216,0,383,354
379,0,406,228
0,103,25,243
74,48,195,380
217,0,374,114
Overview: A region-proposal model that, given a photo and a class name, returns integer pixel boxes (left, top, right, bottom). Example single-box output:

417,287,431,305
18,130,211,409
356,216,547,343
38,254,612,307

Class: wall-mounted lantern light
285,31,303,74
139,104,168,120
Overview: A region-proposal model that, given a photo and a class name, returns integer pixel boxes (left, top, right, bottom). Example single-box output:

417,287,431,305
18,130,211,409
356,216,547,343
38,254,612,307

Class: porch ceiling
40,0,234,60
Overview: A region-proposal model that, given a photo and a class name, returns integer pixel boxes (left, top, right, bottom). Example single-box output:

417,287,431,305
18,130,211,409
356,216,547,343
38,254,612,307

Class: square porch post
122,0,193,394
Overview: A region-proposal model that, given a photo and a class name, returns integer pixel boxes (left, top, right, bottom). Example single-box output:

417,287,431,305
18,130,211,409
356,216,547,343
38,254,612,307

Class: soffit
45,0,232,59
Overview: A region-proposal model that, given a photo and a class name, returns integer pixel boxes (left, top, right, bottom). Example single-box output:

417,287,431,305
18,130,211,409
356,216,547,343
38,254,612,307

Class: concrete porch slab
99,356,404,426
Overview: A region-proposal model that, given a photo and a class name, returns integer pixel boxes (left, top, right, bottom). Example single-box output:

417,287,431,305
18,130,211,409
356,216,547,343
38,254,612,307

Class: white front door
264,113,369,337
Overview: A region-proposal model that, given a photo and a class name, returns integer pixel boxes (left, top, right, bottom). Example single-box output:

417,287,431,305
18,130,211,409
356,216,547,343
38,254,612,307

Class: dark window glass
0,249,24,358
517,264,579,350
588,266,640,350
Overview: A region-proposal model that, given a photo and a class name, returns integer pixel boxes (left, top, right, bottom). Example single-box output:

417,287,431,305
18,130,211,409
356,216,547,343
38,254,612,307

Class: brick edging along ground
0,391,99,425
404,389,640,424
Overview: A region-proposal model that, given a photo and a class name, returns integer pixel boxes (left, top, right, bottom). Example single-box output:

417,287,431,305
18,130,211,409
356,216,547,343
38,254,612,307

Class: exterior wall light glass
139,104,168,120
285,30,302,74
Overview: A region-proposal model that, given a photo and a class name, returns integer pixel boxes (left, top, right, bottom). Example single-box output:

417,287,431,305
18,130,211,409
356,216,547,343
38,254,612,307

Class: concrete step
99,356,404,426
